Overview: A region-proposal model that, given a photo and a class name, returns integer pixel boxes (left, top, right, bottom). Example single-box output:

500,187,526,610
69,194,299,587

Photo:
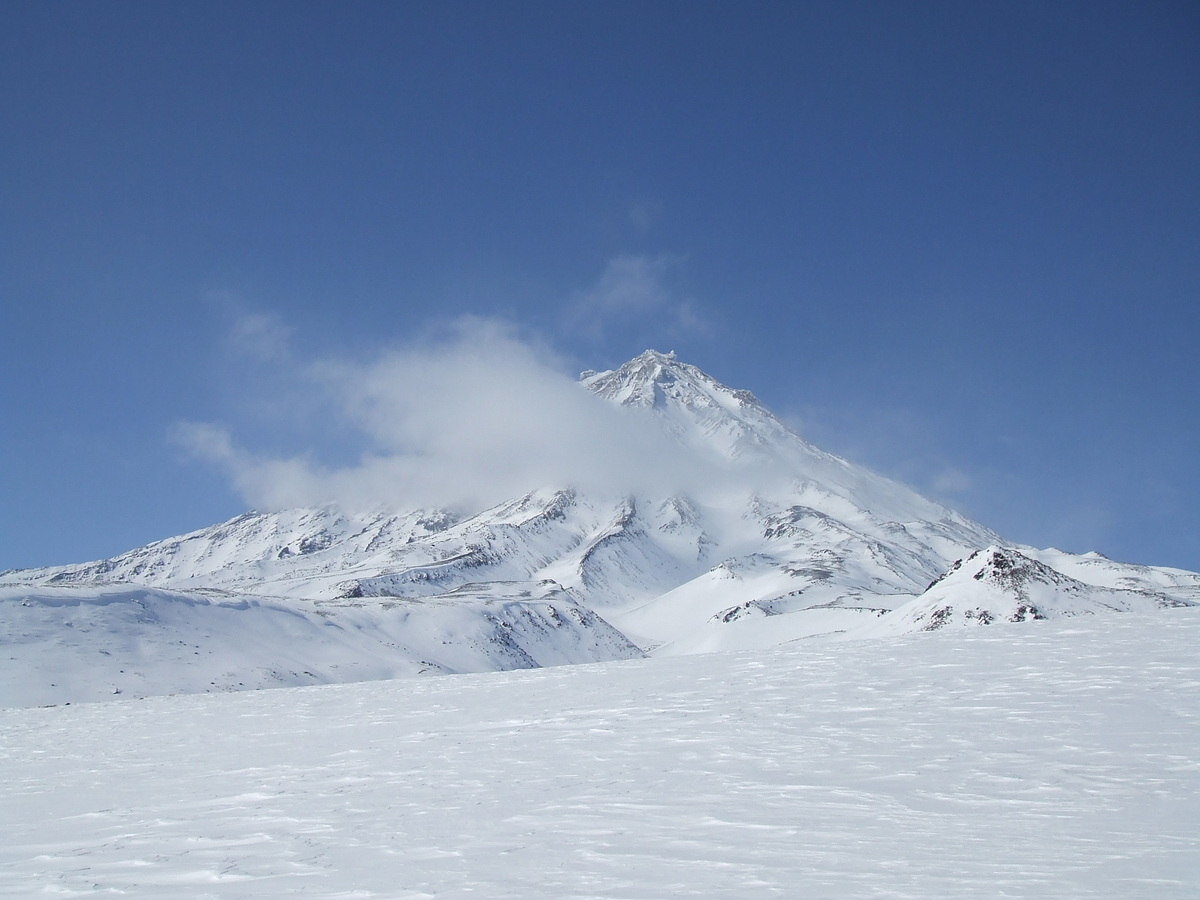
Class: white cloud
176,315,724,514
171,421,327,510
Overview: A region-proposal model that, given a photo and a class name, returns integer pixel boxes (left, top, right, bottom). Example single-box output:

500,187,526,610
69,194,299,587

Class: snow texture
3,610,1198,897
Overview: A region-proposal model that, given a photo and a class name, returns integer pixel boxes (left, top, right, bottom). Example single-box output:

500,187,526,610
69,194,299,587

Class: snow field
4,610,1199,897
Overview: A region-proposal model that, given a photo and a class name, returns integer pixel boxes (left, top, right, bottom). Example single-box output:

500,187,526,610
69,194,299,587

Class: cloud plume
177,316,723,514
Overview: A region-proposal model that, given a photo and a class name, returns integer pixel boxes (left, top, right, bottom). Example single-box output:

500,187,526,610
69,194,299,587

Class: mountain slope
0,581,641,707
857,546,1191,637
3,350,1197,702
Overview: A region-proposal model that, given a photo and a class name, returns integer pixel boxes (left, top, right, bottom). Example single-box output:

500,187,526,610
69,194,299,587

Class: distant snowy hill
856,546,1192,637
3,350,1197,705
0,581,640,707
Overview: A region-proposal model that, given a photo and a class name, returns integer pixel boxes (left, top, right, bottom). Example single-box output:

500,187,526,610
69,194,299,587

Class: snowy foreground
5,612,1200,898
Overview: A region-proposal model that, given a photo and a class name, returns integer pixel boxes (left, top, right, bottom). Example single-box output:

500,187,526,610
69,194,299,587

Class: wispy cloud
171,421,327,511
226,310,293,363
203,291,294,363
564,255,708,343
628,199,663,233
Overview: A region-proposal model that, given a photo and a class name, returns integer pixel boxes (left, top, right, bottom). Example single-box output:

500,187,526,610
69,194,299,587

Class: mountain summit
582,349,787,459
3,351,1197,705
583,349,754,411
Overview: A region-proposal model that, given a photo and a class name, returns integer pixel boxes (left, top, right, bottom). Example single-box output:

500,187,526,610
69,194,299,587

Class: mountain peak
636,348,677,363
581,350,752,412
867,543,1192,636
927,546,1071,593
970,546,1073,588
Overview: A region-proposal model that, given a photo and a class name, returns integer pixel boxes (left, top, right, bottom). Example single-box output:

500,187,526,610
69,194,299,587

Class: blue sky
2,1,1197,572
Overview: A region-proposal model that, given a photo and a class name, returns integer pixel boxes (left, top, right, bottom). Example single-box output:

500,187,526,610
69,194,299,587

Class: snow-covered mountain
857,546,1192,637
3,350,1197,705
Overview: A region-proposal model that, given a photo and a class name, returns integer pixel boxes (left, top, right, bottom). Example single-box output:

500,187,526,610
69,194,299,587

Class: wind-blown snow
4,611,1198,897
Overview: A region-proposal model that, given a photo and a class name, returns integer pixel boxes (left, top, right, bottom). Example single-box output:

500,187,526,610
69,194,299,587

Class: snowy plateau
3,350,1200,896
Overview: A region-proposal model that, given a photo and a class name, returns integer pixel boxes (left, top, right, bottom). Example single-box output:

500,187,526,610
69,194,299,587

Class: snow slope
0,582,640,707
4,610,1198,897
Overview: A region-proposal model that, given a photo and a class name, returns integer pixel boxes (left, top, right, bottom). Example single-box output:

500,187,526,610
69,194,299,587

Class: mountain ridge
3,350,1197,705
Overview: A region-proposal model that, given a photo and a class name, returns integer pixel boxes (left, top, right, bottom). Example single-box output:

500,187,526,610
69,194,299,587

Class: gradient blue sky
2,1,1197,572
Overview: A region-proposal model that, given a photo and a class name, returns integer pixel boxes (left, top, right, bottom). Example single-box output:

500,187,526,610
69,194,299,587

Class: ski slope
5,610,1198,898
